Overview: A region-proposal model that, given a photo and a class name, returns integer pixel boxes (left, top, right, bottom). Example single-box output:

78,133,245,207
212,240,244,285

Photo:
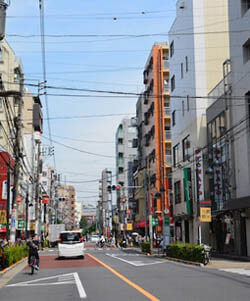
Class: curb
0,257,27,276
164,256,203,267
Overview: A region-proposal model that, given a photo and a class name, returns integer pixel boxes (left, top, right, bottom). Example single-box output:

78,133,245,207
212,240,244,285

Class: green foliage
167,243,204,262
141,242,151,253
3,245,28,268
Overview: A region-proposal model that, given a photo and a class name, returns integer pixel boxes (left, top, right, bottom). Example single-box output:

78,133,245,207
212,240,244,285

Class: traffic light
107,185,112,193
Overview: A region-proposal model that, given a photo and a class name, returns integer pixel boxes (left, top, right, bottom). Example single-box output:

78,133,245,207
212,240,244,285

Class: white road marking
106,254,165,267
7,272,87,299
73,272,87,299
219,269,250,277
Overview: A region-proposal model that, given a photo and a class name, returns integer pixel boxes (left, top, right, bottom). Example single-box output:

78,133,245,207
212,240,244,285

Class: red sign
42,194,50,204
16,195,22,203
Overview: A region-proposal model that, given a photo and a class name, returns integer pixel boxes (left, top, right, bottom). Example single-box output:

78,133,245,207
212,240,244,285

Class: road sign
164,216,170,226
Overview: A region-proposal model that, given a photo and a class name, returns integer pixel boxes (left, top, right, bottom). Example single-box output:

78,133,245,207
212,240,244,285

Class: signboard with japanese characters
213,146,223,210
195,149,204,201
200,207,212,222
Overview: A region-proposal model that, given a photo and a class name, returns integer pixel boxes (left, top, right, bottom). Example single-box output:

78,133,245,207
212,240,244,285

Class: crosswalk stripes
219,268,250,277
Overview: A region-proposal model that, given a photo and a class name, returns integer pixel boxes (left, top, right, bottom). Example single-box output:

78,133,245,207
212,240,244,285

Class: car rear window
60,232,82,243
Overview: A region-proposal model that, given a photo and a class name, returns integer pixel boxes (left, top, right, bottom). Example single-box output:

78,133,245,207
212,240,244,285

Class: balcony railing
165,155,172,165
163,84,170,93
165,130,171,140
163,60,169,70
164,107,171,116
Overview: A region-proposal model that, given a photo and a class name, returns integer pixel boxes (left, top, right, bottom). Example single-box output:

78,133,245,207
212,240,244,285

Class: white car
58,231,85,259
90,234,99,243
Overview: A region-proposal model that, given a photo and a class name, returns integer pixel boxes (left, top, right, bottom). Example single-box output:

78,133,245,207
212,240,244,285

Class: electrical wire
39,0,55,168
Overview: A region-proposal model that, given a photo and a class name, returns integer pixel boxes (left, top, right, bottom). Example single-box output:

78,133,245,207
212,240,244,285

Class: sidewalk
206,258,250,269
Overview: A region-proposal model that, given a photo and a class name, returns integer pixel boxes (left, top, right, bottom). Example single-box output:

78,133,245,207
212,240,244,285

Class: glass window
60,232,82,244
182,135,190,162
242,0,250,15
171,75,175,92
181,63,184,79
170,41,174,57
172,110,176,126
128,140,132,148
174,181,181,204
118,138,123,144
182,100,185,116
185,56,189,72
128,126,136,133
243,39,250,64
187,95,190,112
173,143,180,167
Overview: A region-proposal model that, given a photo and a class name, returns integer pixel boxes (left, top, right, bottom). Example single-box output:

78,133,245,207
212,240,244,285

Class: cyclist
27,234,40,270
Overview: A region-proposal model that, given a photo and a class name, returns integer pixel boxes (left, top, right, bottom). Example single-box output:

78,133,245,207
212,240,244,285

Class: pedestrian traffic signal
112,185,116,191
107,185,112,192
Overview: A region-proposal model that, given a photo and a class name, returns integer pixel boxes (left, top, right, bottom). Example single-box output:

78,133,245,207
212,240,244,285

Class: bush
167,243,204,262
141,242,151,253
3,245,28,268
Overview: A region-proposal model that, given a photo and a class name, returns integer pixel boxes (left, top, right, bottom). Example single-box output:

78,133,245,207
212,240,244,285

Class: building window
187,95,190,112
171,75,175,92
174,181,181,204
118,152,123,158
14,97,19,107
170,41,174,57
0,47,2,62
182,135,190,162
118,138,123,144
172,110,176,126
118,167,124,174
173,143,180,168
42,171,47,177
128,140,133,148
181,63,184,79
182,100,185,116
242,0,250,15
185,56,189,72
246,91,250,127
128,126,136,133
243,39,250,64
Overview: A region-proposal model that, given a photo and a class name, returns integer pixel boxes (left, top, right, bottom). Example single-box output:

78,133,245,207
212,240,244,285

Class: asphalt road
0,244,250,301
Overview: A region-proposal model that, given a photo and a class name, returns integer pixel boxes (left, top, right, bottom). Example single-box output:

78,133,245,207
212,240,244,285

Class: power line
39,0,55,168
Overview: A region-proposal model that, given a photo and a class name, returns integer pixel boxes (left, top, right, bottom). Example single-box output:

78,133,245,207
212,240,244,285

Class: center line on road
88,254,160,301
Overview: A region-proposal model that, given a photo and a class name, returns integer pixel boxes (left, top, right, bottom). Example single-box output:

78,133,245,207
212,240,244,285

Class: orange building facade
142,42,172,229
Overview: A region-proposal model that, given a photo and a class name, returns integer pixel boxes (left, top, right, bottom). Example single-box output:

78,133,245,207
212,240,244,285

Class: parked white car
58,230,84,259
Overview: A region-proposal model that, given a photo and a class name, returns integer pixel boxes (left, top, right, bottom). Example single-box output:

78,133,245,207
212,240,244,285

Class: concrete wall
228,0,250,199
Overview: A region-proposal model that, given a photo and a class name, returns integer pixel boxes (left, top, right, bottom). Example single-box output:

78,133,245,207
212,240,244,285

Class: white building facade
168,0,230,244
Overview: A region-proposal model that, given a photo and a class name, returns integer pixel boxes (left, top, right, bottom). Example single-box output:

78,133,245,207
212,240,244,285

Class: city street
1,244,250,301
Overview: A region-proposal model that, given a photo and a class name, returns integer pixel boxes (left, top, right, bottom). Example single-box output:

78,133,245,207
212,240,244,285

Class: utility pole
35,141,41,238
6,159,11,241
10,72,24,242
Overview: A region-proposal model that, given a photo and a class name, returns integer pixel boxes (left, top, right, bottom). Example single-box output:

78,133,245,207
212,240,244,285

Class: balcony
164,107,171,116
163,60,169,70
163,83,170,93
165,155,172,165
165,130,171,140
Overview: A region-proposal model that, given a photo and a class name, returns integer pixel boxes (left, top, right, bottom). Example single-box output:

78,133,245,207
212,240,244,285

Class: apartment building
57,185,76,230
134,42,171,237
168,0,229,244
115,118,137,232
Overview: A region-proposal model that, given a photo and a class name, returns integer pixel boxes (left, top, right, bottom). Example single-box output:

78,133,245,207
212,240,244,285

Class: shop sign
119,223,124,231
183,168,191,214
30,222,36,231
164,216,170,226
42,194,50,205
213,146,223,210
195,149,204,201
17,219,26,230
2,180,7,200
126,223,133,231
152,218,159,227
200,207,211,222
0,209,7,224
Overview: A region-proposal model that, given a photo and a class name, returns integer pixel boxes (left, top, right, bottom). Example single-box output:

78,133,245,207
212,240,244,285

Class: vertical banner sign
195,149,204,201
183,168,191,215
213,146,222,210
2,180,7,200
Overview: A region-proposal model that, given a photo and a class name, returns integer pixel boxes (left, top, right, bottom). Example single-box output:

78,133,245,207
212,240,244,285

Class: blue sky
6,0,176,205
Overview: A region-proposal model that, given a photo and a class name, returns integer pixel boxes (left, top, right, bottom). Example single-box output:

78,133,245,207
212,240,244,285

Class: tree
79,216,88,230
